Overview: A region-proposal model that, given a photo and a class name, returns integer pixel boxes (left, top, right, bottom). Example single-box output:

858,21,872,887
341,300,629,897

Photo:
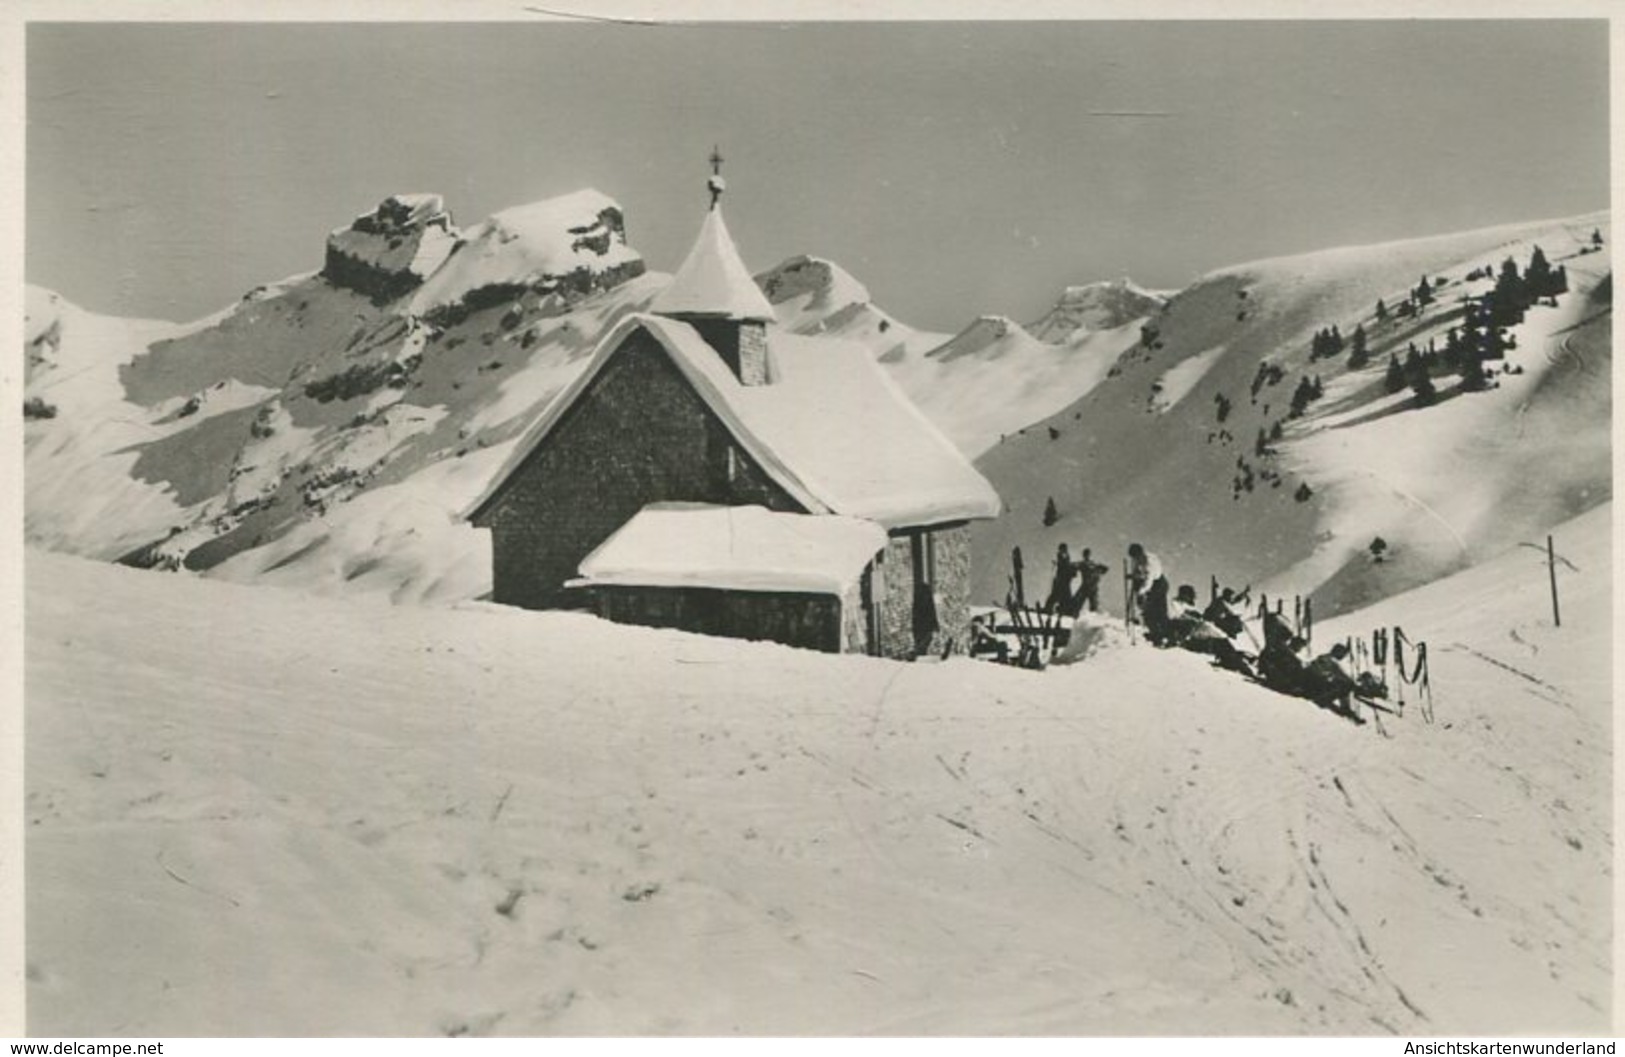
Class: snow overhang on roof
649,207,777,322
567,503,887,595
463,314,1003,529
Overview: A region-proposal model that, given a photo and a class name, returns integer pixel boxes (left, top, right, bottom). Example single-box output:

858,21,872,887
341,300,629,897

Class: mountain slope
26,224,1163,602
24,189,656,603
971,212,1611,615
25,499,1609,1034
755,254,948,361
755,259,1161,456
24,286,221,560
25,205,1609,621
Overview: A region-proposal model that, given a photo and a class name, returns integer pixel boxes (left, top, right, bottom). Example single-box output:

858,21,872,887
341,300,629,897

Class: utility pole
1522,535,1572,628
1547,534,1561,628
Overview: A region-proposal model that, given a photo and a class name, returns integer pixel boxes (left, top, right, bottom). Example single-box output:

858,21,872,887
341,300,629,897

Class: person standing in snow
1073,547,1109,614
1140,575,1173,644
1126,543,1162,623
1045,543,1077,615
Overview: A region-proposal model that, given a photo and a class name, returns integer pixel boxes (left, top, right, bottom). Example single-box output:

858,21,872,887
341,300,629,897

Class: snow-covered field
24,502,1610,1035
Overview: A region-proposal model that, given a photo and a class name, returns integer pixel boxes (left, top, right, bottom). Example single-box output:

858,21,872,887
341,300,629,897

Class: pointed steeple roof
650,157,776,322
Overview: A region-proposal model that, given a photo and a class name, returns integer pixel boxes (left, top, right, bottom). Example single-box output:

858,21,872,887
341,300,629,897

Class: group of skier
1047,539,1381,720
1043,542,1112,617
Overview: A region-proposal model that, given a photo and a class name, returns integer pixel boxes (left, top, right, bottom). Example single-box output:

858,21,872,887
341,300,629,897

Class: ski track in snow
23,501,1611,1035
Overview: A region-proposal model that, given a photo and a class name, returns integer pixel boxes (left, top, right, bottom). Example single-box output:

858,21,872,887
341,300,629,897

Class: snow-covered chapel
465,157,1001,656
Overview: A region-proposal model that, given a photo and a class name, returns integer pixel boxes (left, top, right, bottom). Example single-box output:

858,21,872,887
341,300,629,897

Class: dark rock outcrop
321,194,459,305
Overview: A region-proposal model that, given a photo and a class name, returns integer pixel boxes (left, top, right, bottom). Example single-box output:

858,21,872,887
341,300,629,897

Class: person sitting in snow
1126,543,1162,623
1256,615,1363,721
1072,547,1110,614
1163,584,1254,675
1203,586,1249,639
1256,609,1311,696
1304,642,1360,720
1170,583,1204,623
1045,543,1077,615
1157,583,1207,644
969,611,1009,663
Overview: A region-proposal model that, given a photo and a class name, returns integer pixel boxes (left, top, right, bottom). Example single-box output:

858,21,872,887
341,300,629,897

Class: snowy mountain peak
323,193,460,304
1028,277,1167,343
408,188,645,319
756,255,873,314
928,314,1037,363
25,284,65,380
25,283,62,345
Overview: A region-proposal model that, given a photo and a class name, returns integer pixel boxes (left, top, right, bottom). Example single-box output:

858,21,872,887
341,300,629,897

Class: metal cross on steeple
707,145,726,210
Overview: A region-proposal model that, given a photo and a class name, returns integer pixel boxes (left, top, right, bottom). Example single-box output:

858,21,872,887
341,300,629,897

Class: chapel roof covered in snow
647,205,776,321
464,312,1004,529
567,503,887,594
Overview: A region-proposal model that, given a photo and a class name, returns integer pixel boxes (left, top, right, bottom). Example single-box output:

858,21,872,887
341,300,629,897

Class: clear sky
26,19,1610,333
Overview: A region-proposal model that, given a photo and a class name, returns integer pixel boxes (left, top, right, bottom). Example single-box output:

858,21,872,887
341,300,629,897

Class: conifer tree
1525,245,1554,299
1384,352,1406,393
1460,301,1483,362
1288,376,1314,418
1251,360,1275,398
1375,298,1388,321
1043,496,1059,527
1593,227,1605,248
1348,323,1369,368
1459,348,1488,392
1408,353,1437,406
1490,256,1526,327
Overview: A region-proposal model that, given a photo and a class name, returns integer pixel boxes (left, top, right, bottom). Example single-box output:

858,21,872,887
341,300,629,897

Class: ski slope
24,500,1610,1035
